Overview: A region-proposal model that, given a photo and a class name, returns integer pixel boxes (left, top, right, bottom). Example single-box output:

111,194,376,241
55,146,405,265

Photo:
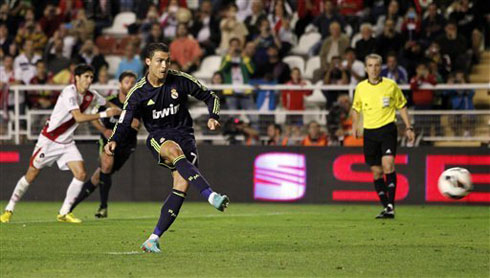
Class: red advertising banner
426,155,490,203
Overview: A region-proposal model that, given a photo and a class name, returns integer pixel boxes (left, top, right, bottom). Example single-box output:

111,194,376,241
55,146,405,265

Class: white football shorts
30,135,83,171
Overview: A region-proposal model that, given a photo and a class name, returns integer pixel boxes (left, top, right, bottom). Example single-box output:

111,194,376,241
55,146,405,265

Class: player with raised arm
0,64,120,224
69,71,139,218
351,54,415,219
105,43,229,253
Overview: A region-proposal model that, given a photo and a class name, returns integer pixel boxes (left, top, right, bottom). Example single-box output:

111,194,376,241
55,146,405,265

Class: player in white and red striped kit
0,64,120,224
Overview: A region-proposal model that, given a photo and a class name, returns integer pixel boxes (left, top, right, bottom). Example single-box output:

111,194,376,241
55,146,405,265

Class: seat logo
254,153,306,201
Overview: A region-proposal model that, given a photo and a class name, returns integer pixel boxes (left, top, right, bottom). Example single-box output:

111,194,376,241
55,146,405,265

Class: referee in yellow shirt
352,54,415,219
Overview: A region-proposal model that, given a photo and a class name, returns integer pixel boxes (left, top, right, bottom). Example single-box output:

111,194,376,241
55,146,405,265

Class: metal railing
4,83,490,145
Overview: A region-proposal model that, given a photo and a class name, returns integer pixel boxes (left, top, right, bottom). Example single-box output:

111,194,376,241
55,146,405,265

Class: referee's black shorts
363,122,397,166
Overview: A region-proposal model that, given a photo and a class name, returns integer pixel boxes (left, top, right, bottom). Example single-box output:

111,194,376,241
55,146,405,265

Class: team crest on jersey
159,137,165,143
171,88,179,99
85,95,92,101
39,153,45,158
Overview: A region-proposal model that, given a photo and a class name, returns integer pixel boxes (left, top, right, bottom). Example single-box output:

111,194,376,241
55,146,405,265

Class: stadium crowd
0,0,488,146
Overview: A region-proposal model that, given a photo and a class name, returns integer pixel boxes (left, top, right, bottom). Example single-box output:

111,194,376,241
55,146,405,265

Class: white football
438,167,473,199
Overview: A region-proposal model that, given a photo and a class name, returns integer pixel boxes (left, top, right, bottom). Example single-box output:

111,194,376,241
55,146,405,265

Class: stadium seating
305,80,326,107
304,56,321,80
105,55,122,77
102,12,136,36
95,35,117,55
283,55,305,74
291,32,321,56
192,55,222,82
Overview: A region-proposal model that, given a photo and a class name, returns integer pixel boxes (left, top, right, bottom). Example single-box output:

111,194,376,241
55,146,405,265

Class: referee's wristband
406,127,414,131
99,111,108,118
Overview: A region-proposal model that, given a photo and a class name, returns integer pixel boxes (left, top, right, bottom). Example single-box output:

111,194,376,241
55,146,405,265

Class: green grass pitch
0,202,489,277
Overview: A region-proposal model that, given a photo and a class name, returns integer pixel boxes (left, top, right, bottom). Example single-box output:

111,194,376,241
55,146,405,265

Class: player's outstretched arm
104,141,117,156
71,108,120,123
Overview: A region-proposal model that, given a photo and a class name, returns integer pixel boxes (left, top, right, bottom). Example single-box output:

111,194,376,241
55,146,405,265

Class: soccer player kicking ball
351,54,415,219
69,71,139,218
105,43,229,253
0,64,120,223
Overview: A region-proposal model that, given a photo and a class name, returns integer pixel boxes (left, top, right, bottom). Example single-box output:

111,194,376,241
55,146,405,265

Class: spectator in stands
243,41,257,61
263,45,291,84
115,43,143,79
380,52,408,84
27,60,55,110
57,0,84,22
401,6,421,42
281,67,312,126
169,23,203,73
44,38,70,75
276,15,296,57
301,120,328,146
219,37,255,112
401,40,425,78
39,4,62,37
444,71,475,137
0,3,20,36
342,47,365,84
0,55,16,118
269,0,291,34
218,4,248,55
210,71,226,107
327,94,363,146
0,23,13,57
316,21,349,80
223,117,260,145
252,72,277,131
252,18,281,72
322,56,349,109
70,9,95,42
14,39,41,85
435,21,468,72
421,3,446,42
159,0,183,39
313,0,345,39
244,0,267,41
337,0,366,28
140,5,160,36
52,24,76,59
52,59,77,84
84,0,114,37
448,0,477,43
354,23,376,62
15,12,48,52
145,22,170,47
76,40,108,82
265,123,292,146
374,0,403,36
295,0,323,37
375,18,403,59
92,65,118,97
190,0,221,57
410,62,438,137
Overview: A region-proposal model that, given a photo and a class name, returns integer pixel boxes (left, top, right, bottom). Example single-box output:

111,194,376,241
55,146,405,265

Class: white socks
208,192,217,205
5,176,30,212
149,234,160,241
59,178,84,215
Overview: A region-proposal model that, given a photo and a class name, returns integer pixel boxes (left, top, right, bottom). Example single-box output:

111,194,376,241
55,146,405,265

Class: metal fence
3,83,489,145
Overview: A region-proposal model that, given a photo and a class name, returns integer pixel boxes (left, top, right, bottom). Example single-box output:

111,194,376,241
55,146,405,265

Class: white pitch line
106,251,143,255
0,212,288,225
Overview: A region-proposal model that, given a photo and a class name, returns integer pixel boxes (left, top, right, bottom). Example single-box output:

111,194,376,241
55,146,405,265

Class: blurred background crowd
0,0,488,146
